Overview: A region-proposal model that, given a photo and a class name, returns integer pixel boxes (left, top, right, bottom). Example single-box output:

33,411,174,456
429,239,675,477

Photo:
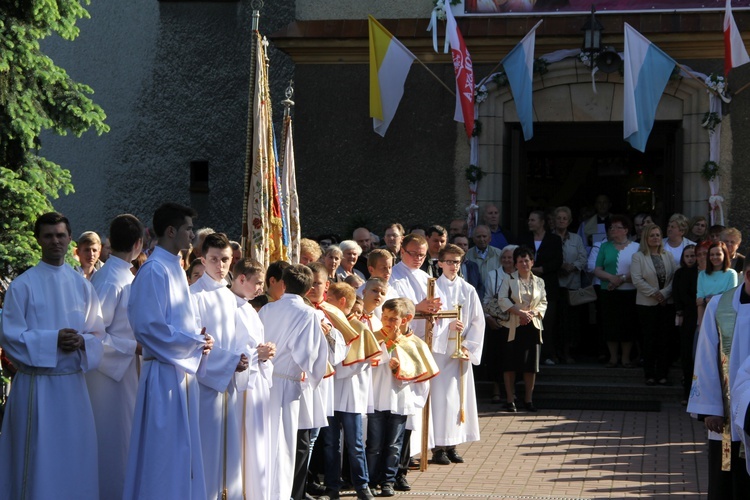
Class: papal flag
369,15,416,137
623,23,675,153
247,32,286,268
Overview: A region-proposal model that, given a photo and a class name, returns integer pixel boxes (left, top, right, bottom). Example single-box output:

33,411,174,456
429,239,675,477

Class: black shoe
645,378,656,386
525,402,537,412
658,378,669,385
379,483,395,497
432,448,451,465
446,448,465,463
356,486,375,500
504,402,517,413
324,489,340,500
394,475,411,491
307,482,327,496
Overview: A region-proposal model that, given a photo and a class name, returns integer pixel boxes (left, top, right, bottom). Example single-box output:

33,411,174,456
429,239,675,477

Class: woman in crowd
499,246,547,413
687,216,709,243
483,244,518,403
518,210,562,365
323,245,344,282
721,227,745,273
631,223,677,386
553,206,588,363
697,241,738,326
594,215,640,368
336,240,365,281
663,213,695,266
673,244,698,404
633,213,654,243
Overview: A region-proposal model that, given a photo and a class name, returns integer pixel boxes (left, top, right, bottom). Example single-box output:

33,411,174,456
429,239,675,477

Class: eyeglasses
440,260,462,266
610,225,626,230
403,249,427,260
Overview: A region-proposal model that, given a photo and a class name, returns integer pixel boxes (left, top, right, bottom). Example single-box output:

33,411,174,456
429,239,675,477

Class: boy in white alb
321,283,380,499
431,244,485,465
259,265,329,500
366,298,437,496
190,233,252,499
230,259,276,500
86,214,144,500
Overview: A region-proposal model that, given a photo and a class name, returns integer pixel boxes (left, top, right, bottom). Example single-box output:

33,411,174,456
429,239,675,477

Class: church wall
40,1,295,238
293,62,460,238
296,0,433,20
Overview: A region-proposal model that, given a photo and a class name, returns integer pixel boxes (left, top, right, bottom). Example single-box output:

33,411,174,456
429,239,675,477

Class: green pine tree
0,1,109,281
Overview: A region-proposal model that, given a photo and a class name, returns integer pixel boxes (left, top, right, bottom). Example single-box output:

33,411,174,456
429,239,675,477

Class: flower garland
701,160,719,181
701,112,721,132
705,73,732,103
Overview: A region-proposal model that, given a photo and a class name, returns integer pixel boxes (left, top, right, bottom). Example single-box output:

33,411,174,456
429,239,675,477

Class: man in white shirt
87,214,144,500
0,212,105,499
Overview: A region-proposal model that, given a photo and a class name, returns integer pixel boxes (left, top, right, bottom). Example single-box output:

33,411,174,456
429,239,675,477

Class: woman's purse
568,285,597,306
485,269,511,323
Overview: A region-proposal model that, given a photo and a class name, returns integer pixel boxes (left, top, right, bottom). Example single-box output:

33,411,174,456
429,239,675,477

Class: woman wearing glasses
594,215,640,368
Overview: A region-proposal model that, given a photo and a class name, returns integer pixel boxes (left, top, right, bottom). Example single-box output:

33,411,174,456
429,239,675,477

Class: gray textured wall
41,0,294,239
728,63,750,248
293,63,459,239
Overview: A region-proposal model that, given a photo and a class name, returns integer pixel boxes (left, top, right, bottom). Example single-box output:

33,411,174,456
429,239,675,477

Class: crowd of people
3,196,750,499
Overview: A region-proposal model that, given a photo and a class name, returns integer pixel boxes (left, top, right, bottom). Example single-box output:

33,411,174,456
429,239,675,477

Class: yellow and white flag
369,15,416,137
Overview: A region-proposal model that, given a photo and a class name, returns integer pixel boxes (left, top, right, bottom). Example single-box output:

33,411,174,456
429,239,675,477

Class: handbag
568,285,597,306
485,269,511,323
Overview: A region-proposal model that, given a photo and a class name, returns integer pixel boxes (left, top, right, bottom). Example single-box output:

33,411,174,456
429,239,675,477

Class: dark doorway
507,121,681,236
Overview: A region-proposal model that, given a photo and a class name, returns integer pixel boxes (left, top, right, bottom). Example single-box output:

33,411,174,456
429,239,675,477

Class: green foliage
0,0,108,280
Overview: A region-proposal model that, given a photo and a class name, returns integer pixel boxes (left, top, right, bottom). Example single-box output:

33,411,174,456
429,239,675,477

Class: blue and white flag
502,20,542,141
623,23,676,152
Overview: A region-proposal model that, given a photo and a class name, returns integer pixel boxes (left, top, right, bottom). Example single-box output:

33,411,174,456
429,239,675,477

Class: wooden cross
414,277,460,471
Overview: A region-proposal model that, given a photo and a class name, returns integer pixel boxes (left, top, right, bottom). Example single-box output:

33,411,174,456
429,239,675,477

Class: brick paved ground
376,402,708,499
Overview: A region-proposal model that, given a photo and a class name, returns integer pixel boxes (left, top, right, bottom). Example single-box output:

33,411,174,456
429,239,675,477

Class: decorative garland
701,160,719,181
701,111,721,132
466,164,484,183
705,73,732,103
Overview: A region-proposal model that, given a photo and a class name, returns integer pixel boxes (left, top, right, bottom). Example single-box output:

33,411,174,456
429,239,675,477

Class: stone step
473,362,686,402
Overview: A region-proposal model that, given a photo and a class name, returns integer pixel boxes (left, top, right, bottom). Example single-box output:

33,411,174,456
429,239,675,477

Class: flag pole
242,4,263,257
413,58,456,97
731,79,750,96
674,62,711,91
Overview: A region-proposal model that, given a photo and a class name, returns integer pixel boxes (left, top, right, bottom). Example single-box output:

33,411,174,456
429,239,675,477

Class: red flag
445,6,475,138
725,0,750,76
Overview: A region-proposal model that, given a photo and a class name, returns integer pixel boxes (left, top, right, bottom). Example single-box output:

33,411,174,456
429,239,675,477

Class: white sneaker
544,358,556,366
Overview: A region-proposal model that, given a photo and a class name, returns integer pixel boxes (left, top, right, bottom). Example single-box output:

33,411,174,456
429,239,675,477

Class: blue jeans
322,411,369,491
366,410,407,486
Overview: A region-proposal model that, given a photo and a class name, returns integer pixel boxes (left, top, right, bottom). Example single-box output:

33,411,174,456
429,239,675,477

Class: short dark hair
425,225,448,238
109,214,144,253
152,203,197,237
451,234,469,244
266,260,290,287
282,264,314,296
513,245,535,263
201,232,231,255
606,214,632,233
233,258,264,278
34,212,71,238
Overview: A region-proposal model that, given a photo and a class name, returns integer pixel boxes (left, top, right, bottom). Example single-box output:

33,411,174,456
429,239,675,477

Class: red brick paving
391,403,707,499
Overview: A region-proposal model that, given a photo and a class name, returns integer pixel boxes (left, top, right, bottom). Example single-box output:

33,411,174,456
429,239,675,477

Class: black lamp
581,5,603,57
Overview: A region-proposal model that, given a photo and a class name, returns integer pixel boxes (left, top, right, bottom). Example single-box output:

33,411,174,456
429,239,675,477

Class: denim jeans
322,411,369,491
366,410,407,485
